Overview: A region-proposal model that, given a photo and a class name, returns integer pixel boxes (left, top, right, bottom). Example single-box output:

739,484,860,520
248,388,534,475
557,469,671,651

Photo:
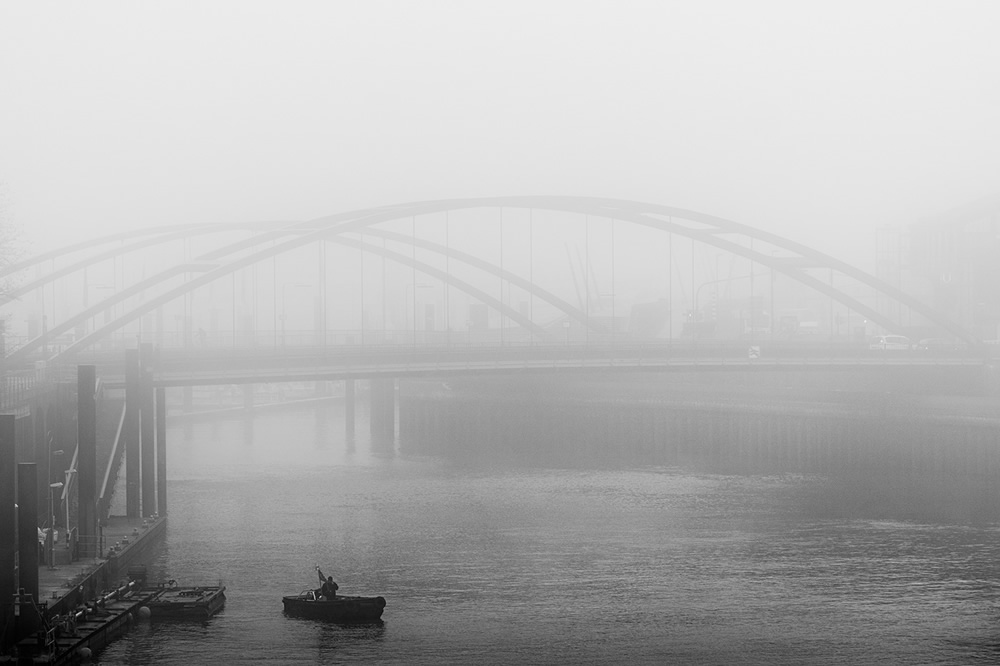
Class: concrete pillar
0,415,15,651
77,365,97,558
370,379,383,436
17,463,39,637
382,378,395,440
243,384,254,412
125,348,140,519
156,387,167,516
345,378,355,435
369,378,396,441
140,344,156,517
386,379,396,440
182,384,194,441
398,393,410,442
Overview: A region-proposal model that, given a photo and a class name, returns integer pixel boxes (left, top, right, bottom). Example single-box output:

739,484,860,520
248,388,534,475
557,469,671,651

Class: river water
96,405,1000,665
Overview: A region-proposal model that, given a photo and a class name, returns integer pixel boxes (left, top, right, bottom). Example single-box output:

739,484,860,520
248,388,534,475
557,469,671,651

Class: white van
869,335,912,351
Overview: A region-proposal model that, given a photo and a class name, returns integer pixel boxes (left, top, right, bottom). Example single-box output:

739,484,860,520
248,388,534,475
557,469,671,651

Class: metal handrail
98,402,128,520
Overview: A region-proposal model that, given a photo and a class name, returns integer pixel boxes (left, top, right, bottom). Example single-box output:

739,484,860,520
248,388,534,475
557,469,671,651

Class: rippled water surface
97,408,1000,665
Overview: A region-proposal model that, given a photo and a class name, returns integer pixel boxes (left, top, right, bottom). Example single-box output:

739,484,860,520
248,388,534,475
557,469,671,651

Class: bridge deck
59,342,993,388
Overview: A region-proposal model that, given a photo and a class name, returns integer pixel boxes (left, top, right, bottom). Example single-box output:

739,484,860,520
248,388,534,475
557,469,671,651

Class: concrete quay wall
398,373,1000,522
400,394,1000,475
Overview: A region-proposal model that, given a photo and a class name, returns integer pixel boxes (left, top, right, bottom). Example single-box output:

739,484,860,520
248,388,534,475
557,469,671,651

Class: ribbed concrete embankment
398,374,1000,522
401,394,999,471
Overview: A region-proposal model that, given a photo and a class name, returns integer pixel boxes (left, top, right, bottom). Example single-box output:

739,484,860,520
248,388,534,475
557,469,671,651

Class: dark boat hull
282,593,386,622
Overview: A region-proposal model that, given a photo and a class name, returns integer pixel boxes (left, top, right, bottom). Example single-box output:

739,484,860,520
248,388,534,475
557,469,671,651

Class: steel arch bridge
0,196,978,369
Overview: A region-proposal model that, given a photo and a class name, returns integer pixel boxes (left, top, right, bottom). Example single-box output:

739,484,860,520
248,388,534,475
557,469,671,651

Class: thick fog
1,1,998,267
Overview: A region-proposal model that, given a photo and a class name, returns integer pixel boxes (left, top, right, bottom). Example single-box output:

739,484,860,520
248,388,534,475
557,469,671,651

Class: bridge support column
156,387,167,517
370,378,395,441
243,384,254,412
397,392,411,444
125,348,140,519
385,379,397,441
140,343,156,518
77,365,97,558
0,415,16,652
17,462,39,638
182,385,194,441
345,379,355,435
370,379,380,437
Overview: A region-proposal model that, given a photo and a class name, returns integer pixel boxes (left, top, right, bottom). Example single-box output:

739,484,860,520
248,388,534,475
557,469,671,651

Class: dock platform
19,582,162,664
0,516,169,664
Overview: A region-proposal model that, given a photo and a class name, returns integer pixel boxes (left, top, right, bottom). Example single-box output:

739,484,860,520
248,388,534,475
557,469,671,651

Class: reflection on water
96,406,1000,665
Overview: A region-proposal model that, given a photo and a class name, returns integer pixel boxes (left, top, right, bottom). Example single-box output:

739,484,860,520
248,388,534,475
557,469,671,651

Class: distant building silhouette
907,194,1000,341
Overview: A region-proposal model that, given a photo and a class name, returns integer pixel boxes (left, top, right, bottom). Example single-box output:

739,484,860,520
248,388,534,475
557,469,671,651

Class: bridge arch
1,196,977,364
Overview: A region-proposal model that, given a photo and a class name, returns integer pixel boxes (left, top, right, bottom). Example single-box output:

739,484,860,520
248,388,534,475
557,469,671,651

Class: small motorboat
282,590,386,622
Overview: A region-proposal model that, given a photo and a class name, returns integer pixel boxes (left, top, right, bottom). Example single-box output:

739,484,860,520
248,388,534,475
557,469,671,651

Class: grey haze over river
97,405,1000,665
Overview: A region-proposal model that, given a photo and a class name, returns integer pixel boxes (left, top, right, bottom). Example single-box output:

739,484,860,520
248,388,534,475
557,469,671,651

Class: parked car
869,334,912,351
916,337,951,352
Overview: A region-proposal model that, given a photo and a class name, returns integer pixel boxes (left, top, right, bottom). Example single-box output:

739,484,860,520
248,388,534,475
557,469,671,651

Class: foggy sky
1,1,998,266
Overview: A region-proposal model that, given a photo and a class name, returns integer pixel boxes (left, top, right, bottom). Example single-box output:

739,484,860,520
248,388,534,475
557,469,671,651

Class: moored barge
146,583,227,620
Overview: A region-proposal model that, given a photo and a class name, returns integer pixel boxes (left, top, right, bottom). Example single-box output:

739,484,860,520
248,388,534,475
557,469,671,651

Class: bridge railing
7,324,998,366
92,337,993,378
4,331,993,387
151,328,559,349
0,365,65,414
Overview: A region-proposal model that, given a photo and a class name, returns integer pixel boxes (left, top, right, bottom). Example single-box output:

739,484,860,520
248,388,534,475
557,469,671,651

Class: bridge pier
182,384,194,440
345,379,355,435
369,378,395,441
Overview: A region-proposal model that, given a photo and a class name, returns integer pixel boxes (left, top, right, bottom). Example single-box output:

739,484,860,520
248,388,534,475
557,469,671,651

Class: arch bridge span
1,196,981,372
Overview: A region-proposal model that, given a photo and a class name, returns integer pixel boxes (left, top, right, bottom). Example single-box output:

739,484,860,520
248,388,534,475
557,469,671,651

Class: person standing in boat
316,566,339,600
